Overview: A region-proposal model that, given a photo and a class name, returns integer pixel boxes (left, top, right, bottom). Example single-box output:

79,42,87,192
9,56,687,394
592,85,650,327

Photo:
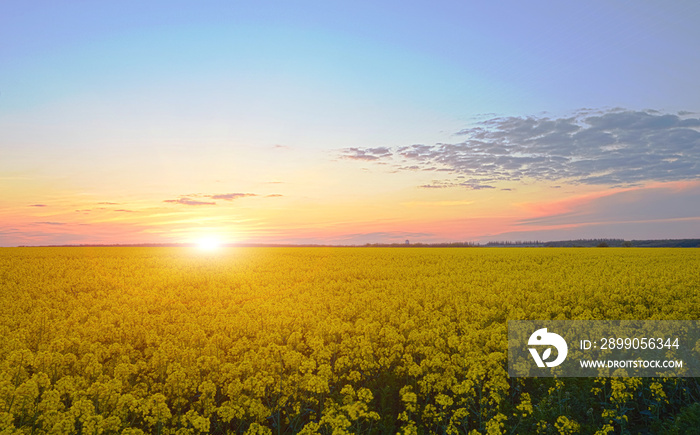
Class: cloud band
341,109,700,188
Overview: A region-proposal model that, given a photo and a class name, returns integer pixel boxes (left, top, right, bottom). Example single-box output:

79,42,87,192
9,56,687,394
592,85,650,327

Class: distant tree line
18,239,700,248
364,239,700,248
481,239,700,248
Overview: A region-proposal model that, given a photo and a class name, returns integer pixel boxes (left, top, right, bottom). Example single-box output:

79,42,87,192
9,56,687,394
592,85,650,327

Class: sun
196,237,223,251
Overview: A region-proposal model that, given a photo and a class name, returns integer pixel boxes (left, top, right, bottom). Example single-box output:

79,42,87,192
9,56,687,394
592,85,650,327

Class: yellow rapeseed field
0,247,698,434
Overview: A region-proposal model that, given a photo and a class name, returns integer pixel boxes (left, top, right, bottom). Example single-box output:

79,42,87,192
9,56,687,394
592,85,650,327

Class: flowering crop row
0,247,698,434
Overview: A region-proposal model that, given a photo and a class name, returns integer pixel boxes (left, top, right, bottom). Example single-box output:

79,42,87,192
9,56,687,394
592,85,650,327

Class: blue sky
6,1,700,123
1,1,699,245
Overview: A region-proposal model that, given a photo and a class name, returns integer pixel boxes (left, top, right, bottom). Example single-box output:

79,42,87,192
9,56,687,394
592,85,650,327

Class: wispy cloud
419,180,496,190
29,204,47,207
517,181,700,227
341,109,700,187
163,192,268,206
164,197,216,206
340,147,393,161
209,193,257,201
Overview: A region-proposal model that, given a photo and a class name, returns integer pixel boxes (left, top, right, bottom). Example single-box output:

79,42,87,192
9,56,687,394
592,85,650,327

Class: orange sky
3,163,699,246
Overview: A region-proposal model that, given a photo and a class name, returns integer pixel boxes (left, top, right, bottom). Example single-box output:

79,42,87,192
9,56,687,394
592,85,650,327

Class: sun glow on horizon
196,237,224,251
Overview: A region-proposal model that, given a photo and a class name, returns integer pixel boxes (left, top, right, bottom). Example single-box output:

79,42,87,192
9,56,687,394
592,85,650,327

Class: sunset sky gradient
2,1,699,246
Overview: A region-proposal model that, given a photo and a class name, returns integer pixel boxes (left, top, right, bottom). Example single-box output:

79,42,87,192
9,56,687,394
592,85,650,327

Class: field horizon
9,237,700,249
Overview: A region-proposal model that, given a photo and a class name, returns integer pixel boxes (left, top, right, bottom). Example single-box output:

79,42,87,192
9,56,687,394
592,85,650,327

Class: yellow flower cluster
0,247,698,434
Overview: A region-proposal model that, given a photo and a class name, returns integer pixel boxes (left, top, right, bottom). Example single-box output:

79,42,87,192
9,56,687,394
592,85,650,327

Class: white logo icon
528,328,568,367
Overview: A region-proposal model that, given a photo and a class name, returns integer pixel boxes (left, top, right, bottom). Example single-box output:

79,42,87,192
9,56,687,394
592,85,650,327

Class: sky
1,0,699,246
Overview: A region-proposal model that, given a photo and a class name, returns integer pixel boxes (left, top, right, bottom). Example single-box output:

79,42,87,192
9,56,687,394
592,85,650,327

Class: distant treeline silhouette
17,239,700,248
482,238,700,248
